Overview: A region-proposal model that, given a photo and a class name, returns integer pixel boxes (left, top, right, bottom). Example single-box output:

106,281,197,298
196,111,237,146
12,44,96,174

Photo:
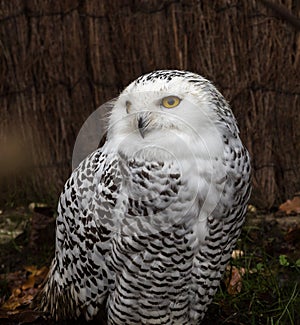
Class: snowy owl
37,70,251,324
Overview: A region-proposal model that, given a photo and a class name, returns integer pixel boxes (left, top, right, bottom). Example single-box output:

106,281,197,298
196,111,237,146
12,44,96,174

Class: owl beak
138,116,146,138
137,114,150,138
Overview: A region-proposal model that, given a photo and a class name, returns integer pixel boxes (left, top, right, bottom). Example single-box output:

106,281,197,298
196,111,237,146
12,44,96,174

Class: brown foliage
0,0,299,207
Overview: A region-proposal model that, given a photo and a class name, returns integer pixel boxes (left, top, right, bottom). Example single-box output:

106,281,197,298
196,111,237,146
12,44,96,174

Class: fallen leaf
21,275,35,290
279,195,300,214
225,266,246,295
0,266,49,312
24,265,37,274
35,266,48,279
6,310,20,315
1,299,21,311
12,288,21,297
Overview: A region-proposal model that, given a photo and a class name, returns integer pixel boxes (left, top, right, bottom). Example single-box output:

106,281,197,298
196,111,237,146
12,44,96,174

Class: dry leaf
36,266,48,278
279,195,300,214
24,265,37,274
1,299,21,311
0,266,49,313
12,288,21,297
225,266,246,295
21,275,35,291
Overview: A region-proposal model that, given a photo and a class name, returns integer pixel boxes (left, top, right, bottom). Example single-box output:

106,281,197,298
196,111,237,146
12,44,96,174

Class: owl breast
105,153,211,324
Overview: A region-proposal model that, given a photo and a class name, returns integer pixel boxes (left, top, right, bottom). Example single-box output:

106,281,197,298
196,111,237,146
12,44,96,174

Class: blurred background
0,0,299,209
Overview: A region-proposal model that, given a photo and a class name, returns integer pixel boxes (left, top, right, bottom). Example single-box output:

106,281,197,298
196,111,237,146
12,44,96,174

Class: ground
0,204,299,325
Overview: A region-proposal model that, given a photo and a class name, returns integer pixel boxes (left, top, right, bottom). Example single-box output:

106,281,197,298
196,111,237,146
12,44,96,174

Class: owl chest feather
116,156,203,229
106,156,213,323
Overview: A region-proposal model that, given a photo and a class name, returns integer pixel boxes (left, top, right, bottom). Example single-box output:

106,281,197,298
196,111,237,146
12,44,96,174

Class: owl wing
38,147,120,321
191,142,251,321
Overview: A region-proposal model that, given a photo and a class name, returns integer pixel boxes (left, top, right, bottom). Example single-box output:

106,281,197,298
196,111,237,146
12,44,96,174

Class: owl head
108,70,238,161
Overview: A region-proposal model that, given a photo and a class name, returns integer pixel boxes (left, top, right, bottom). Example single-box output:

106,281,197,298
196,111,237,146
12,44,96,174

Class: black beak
137,115,149,138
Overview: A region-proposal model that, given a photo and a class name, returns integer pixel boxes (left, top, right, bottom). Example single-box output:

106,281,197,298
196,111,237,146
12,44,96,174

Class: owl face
108,70,228,160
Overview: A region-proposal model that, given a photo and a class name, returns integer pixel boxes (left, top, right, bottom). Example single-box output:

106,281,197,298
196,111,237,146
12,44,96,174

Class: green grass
204,222,300,324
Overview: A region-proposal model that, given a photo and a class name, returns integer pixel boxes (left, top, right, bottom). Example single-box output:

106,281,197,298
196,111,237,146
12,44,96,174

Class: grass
204,220,300,325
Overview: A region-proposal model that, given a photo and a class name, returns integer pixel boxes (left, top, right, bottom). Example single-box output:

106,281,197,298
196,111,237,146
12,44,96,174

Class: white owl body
38,70,251,324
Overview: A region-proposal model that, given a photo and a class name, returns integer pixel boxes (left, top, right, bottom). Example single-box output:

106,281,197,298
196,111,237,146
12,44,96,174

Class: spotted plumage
37,70,251,324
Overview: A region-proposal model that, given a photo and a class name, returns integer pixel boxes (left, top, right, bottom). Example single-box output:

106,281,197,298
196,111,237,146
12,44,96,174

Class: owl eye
161,96,181,109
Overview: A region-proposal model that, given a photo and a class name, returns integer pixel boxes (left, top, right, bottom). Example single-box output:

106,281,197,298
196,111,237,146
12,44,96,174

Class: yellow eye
161,96,181,109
